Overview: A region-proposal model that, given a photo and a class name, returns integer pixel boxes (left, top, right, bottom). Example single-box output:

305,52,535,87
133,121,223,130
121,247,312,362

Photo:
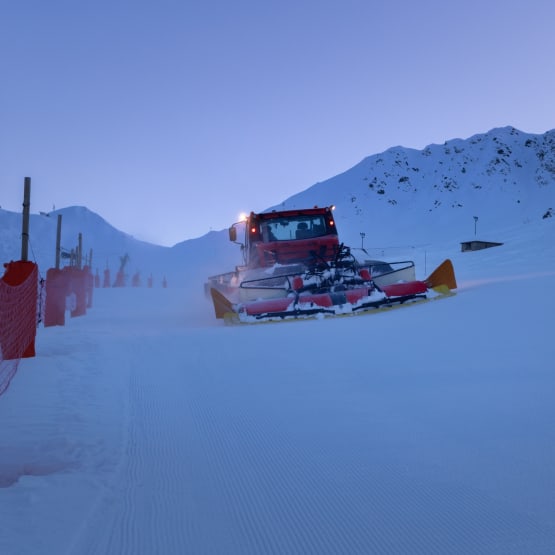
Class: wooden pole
55,214,62,269
21,177,31,261
78,233,83,269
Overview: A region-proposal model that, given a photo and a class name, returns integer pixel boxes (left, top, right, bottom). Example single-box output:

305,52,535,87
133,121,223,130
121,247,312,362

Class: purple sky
1,0,554,246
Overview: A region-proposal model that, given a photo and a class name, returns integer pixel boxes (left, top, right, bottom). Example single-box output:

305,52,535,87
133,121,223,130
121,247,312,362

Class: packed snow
1,216,554,554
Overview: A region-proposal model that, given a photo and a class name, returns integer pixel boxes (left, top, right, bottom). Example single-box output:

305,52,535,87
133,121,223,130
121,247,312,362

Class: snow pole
77,233,83,269
55,214,62,269
21,177,31,261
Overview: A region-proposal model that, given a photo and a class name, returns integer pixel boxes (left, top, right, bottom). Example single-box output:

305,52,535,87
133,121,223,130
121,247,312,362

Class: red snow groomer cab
233,206,340,269
207,205,457,323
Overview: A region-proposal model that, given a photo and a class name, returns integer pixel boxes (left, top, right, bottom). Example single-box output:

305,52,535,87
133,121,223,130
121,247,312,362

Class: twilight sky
1,0,554,246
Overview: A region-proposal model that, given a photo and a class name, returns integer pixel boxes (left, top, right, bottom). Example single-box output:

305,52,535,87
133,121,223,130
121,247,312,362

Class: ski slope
1,221,555,554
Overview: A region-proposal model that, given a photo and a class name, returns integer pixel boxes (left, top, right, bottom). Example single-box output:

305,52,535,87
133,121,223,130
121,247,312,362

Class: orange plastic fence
44,266,94,326
0,261,39,395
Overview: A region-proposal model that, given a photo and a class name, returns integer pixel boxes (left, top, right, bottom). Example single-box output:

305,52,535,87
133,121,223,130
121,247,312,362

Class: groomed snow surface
1,223,555,554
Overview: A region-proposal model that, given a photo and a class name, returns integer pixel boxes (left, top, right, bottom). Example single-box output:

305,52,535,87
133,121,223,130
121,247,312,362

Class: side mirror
229,226,237,242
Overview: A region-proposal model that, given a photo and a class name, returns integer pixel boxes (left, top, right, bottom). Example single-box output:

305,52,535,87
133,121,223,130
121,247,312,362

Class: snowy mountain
0,206,173,286
1,126,553,286
268,126,554,248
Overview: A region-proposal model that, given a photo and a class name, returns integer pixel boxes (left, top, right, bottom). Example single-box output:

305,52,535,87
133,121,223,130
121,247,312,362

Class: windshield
261,215,330,242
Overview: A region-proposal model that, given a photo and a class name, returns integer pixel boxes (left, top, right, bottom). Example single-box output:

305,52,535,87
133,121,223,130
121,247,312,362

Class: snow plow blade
426,259,457,291
210,287,235,319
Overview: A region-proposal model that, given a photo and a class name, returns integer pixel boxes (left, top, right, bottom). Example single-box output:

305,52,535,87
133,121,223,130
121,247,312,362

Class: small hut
460,240,503,252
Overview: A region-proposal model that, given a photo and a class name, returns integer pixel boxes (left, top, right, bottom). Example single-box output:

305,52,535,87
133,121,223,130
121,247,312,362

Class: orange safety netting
44,266,93,327
0,261,39,395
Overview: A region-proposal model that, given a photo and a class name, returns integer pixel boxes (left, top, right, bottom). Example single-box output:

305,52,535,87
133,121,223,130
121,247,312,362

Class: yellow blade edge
431,284,452,295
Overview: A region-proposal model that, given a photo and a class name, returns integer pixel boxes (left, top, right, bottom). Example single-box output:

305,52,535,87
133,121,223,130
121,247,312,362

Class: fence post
55,214,62,269
21,177,31,261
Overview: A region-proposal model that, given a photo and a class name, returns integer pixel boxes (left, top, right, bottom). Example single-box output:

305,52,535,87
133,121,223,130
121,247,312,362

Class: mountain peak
272,127,554,245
